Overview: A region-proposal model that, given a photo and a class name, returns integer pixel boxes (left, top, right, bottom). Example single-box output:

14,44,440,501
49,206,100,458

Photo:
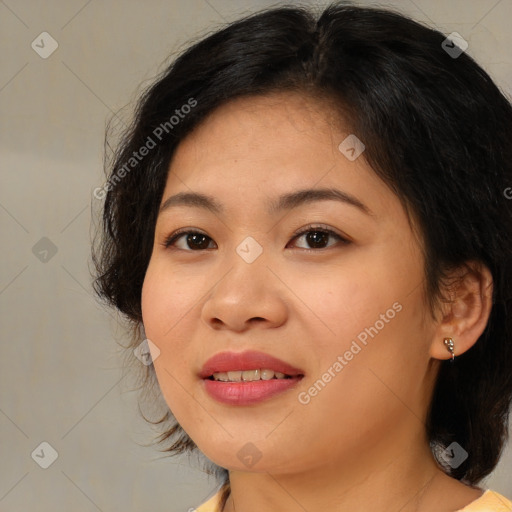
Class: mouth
202,373,304,405
205,368,300,382
199,349,305,380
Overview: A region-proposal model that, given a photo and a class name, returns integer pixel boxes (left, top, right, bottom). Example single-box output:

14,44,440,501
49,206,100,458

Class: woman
92,3,512,511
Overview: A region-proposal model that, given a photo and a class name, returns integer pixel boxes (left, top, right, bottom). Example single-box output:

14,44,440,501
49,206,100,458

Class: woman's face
141,92,440,474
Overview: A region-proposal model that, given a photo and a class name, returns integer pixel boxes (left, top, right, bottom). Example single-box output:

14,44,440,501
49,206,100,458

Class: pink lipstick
199,350,304,405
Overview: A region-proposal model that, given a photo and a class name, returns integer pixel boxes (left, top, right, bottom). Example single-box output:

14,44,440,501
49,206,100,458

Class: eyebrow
159,187,373,216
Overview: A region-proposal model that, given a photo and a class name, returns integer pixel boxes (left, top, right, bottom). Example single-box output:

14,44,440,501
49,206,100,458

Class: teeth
211,369,291,382
261,369,273,380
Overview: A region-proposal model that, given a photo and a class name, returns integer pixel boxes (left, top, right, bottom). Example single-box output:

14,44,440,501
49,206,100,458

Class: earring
443,337,455,362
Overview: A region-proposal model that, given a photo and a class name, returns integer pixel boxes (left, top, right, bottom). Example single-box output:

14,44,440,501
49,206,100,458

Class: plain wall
1,0,511,510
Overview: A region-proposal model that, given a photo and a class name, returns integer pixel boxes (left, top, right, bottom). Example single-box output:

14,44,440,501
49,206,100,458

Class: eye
287,224,349,250
161,224,349,252
162,229,216,251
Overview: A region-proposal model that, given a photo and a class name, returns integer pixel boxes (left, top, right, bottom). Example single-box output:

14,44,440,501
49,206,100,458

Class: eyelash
161,224,350,252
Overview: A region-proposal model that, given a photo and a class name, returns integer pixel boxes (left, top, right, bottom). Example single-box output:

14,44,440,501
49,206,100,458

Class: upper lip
199,350,305,379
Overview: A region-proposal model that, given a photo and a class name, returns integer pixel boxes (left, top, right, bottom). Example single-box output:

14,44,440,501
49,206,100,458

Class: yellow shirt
195,488,512,512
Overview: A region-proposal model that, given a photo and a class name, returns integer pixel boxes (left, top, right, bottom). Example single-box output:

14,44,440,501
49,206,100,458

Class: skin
141,92,493,512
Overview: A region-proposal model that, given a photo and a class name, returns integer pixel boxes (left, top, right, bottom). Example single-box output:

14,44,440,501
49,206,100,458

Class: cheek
141,259,199,337
140,258,211,398
297,255,428,383
291,264,395,350
141,265,167,339
140,262,192,384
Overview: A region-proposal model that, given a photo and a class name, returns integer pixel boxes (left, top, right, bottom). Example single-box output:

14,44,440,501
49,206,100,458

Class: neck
221,422,469,512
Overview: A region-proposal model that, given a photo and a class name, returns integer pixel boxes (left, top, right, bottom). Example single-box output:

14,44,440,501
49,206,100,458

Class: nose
200,255,288,332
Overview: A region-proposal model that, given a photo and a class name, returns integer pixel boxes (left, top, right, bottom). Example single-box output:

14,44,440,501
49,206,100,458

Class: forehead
161,92,397,220
172,93,337,167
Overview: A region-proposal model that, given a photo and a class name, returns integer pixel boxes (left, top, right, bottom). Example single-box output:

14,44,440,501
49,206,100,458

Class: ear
429,261,493,360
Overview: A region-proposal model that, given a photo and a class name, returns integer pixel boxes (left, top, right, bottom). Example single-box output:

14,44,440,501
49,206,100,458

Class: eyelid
290,223,348,241
161,227,214,249
288,223,350,250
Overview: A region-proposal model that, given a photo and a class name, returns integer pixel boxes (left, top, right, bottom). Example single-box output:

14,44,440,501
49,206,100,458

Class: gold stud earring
443,337,455,362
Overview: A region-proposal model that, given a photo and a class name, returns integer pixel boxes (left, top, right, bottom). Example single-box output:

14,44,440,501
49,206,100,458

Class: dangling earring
443,337,455,363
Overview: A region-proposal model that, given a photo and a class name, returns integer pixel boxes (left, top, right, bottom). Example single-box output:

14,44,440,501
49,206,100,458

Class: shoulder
194,489,224,512
193,487,512,512
457,489,512,512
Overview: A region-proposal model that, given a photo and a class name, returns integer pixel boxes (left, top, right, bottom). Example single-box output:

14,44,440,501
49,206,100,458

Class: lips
199,350,305,379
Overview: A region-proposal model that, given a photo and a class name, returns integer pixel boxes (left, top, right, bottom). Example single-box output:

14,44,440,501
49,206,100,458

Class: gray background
1,0,511,510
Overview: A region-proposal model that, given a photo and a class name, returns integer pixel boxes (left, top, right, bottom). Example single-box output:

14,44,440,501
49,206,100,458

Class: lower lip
202,377,303,405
